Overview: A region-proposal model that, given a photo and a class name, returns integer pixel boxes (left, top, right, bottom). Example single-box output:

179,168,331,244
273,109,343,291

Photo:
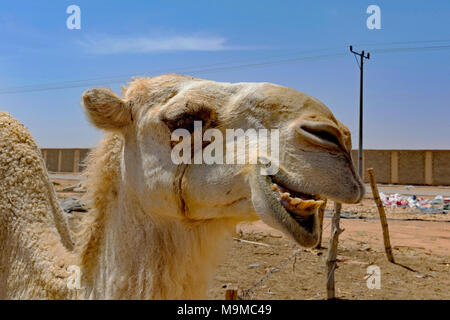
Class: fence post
326,202,343,299
225,289,238,300
367,168,395,262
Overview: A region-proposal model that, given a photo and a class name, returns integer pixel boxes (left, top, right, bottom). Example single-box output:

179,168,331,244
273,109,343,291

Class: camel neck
81,189,236,299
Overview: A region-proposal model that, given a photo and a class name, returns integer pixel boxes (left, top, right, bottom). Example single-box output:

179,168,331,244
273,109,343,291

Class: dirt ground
51,175,449,300
207,219,449,300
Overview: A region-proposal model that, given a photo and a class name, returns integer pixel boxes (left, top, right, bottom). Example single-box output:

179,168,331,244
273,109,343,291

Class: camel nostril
303,127,340,147
296,121,343,151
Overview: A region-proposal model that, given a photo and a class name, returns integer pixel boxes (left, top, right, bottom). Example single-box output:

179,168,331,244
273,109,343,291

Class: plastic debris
378,192,449,213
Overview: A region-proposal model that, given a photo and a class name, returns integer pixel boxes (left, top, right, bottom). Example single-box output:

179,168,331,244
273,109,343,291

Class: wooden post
225,289,238,300
326,202,343,300
367,168,395,263
314,199,328,249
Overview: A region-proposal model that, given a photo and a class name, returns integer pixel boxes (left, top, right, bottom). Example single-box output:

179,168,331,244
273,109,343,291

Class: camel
0,74,364,299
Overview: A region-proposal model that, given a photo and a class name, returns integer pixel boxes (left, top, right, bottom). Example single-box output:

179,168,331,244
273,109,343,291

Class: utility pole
349,45,370,178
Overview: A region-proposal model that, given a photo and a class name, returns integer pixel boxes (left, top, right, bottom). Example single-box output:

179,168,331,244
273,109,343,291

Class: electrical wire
1,41,449,95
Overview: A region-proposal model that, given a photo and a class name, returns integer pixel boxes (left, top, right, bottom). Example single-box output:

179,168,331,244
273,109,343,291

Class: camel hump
0,111,74,251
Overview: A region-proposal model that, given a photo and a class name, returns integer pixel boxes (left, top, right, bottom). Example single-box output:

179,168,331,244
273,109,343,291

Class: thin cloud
79,34,255,54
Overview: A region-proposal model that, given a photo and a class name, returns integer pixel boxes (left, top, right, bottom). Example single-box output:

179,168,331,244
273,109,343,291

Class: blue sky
0,0,449,148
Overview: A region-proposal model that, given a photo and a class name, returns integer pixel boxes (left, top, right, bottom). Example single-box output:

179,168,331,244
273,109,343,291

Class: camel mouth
250,169,322,248
270,180,324,233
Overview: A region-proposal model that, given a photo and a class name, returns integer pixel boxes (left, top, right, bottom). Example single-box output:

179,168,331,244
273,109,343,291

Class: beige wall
41,148,90,173
363,150,391,184
40,148,450,186
398,151,425,185
432,151,450,186
358,150,449,186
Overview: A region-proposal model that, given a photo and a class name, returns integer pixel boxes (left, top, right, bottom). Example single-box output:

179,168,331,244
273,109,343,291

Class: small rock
415,272,428,279
248,264,261,268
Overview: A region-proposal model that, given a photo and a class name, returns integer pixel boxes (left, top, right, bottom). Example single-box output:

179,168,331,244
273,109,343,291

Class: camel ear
82,88,132,130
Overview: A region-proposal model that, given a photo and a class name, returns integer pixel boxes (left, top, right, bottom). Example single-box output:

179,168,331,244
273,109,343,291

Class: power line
354,39,450,47
1,42,449,95
12,40,450,88
0,46,347,93
0,52,348,95
352,53,361,69
7,39,447,92
372,44,450,54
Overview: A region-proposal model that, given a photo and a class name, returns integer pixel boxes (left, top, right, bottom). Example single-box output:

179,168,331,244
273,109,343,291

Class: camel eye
163,103,217,134
164,114,204,133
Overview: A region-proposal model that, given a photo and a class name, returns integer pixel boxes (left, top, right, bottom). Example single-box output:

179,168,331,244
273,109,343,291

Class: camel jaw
250,169,322,248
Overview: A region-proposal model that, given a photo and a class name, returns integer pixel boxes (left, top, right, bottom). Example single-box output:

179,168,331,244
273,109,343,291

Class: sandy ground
206,219,449,300
52,175,450,300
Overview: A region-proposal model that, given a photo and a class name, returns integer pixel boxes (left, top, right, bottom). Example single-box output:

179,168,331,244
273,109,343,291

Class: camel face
83,74,364,248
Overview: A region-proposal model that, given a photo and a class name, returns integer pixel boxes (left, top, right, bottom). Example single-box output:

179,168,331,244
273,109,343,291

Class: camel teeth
280,193,290,200
297,200,316,210
290,197,302,206
296,202,307,210
304,200,317,208
271,184,278,191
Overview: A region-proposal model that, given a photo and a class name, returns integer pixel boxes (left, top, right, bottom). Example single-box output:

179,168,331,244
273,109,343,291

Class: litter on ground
379,193,450,213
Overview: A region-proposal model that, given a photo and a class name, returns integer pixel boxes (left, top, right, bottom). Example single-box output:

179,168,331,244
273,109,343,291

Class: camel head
82,74,364,248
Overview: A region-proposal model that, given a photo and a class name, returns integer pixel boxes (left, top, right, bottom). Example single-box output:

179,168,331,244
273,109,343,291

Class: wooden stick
326,202,343,300
225,289,238,300
314,199,328,249
367,168,395,263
